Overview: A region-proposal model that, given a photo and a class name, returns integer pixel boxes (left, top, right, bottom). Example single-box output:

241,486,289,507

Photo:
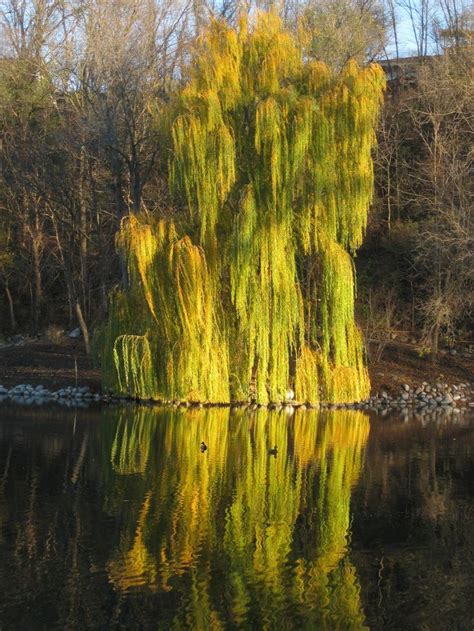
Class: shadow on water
0,404,473,629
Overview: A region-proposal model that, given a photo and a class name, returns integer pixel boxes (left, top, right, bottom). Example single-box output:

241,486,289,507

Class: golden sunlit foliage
98,12,384,403
102,407,370,629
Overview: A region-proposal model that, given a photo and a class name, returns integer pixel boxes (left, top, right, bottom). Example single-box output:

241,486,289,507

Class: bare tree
403,49,473,358
435,0,473,50
296,0,388,70
72,0,191,216
396,0,435,57
384,0,400,59
0,0,193,337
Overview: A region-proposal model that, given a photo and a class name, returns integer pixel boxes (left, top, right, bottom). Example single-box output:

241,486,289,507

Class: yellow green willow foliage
98,12,385,403
98,407,370,629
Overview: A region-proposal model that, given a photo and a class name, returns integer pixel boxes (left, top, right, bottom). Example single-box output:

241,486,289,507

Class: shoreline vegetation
1,7,472,406
0,335,472,411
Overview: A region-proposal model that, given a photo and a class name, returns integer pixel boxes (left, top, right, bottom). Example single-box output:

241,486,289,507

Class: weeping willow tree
97,12,385,404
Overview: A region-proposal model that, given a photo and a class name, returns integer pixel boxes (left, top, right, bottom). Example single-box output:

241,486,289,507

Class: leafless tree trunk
4,281,17,331
51,216,91,355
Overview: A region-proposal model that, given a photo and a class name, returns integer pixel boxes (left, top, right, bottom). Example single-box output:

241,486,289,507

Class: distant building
378,56,421,87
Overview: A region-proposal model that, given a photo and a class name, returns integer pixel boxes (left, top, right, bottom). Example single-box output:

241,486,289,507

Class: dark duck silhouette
268,445,278,456
200,441,208,452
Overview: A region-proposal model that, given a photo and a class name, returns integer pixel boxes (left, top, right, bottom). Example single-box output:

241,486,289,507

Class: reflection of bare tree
0,408,102,628
352,415,474,631
0,446,12,543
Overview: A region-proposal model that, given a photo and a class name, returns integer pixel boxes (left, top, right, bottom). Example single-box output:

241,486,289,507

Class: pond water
0,404,473,630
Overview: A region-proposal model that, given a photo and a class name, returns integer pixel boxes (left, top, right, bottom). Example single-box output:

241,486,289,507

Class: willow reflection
100,407,369,629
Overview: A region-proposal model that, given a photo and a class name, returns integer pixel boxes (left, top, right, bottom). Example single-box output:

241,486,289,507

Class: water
0,404,472,630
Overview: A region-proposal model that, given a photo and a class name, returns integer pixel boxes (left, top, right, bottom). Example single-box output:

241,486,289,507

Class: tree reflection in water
101,407,370,630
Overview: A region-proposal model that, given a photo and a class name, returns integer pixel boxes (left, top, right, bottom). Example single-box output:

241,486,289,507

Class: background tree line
0,0,472,360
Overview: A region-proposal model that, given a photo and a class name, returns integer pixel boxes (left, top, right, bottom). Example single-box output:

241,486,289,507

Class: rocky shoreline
0,384,103,407
1,337,473,411
1,380,472,416
322,381,474,411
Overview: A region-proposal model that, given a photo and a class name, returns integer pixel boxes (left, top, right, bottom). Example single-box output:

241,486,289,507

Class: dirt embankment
0,338,101,390
368,341,473,395
0,336,472,395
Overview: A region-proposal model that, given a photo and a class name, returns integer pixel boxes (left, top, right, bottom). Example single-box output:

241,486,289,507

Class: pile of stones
0,384,104,407
320,381,473,412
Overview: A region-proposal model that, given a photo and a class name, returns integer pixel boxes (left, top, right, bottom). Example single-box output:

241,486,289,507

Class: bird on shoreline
200,441,207,452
